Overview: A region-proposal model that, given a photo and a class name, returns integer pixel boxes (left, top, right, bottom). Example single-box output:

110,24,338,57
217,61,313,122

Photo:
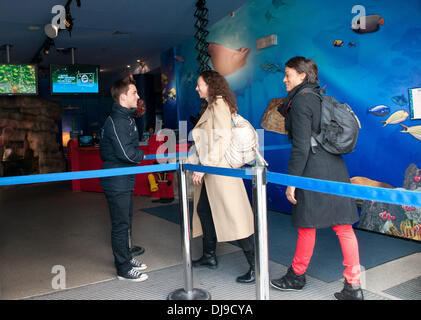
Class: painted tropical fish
260,62,283,73
265,11,279,22
381,110,408,126
351,15,385,34
400,124,421,141
272,0,286,9
402,205,416,211
367,105,390,116
168,88,176,100
379,211,395,221
391,94,408,106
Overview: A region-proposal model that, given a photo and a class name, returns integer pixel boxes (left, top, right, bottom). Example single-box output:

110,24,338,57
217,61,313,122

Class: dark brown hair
199,70,238,115
285,56,319,84
111,77,136,103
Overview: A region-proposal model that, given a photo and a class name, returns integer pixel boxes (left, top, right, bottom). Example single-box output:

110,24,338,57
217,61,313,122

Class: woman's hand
192,171,205,185
286,186,297,205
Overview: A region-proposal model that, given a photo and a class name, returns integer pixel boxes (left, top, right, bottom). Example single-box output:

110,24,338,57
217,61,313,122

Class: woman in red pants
271,57,363,300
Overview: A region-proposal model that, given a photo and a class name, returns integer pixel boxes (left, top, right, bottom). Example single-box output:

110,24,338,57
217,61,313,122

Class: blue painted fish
391,94,408,106
400,124,421,141
367,105,390,116
381,110,408,126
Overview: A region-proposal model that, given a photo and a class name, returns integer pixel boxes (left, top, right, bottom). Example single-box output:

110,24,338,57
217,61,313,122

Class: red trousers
292,225,361,285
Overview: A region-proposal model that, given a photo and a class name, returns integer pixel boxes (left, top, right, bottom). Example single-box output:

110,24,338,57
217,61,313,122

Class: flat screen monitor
78,135,94,147
0,64,38,95
50,64,99,94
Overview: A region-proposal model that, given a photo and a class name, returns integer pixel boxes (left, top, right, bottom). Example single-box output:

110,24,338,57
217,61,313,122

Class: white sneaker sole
270,280,303,291
117,273,148,282
132,264,147,271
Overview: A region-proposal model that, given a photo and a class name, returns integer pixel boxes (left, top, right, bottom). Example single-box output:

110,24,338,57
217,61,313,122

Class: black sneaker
117,269,148,282
270,266,306,291
334,280,364,300
130,258,147,271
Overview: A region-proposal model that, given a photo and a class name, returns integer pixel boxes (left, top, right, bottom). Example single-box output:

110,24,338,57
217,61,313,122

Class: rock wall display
260,97,287,135
358,163,421,242
0,96,65,176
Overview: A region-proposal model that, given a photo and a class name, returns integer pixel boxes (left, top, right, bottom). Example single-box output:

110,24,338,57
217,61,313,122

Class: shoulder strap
298,89,322,99
294,89,323,154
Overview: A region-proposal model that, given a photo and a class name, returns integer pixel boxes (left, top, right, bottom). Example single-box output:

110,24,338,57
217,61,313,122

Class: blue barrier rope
259,144,291,151
0,143,419,208
142,144,291,160
144,152,190,160
267,171,421,208
0,163,179,186
184,164,253,180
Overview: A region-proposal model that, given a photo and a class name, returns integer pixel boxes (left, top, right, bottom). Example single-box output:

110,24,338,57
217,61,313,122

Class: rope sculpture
194,0,211,74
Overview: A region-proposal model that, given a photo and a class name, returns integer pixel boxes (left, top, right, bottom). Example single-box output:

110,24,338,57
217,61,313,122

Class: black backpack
300,90,362,155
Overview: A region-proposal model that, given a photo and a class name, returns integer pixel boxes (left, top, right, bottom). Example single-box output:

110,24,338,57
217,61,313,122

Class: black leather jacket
100,103,144,191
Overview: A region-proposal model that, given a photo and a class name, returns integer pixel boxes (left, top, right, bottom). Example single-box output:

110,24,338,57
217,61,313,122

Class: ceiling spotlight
136,59,141,63
28,25,41,31
127,65,131,69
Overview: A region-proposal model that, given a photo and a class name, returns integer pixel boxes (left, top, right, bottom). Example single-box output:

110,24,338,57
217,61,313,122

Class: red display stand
66,135,188,198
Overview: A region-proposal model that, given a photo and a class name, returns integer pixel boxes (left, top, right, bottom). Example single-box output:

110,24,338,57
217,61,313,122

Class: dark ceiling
0,0,248,82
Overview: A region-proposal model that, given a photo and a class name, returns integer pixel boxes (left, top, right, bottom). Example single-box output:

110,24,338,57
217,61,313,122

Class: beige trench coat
187,96,254,242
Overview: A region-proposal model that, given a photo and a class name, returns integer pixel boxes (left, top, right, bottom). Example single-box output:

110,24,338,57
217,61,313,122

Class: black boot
192,251,218,269
193,238,218,269
270,266,306,291
236,250,255,284
334,280,364,300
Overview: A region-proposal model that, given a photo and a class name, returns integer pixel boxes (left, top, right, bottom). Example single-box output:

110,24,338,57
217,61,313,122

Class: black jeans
197,183,254,253
104,190,134,275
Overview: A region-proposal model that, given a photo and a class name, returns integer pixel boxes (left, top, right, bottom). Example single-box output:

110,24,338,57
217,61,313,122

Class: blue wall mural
165,0,421,239
160,48,179,130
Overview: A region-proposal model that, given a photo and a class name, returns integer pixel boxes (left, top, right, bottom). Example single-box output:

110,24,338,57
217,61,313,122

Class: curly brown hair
198,70,238,115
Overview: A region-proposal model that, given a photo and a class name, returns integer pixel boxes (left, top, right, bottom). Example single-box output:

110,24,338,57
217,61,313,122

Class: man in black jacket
100,77,148,282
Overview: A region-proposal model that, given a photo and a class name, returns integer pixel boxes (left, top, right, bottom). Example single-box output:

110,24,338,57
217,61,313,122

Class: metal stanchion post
252,165,270,300
168,161,211,300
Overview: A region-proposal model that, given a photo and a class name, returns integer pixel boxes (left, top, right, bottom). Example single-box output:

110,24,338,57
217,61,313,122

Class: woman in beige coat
188,70,255,283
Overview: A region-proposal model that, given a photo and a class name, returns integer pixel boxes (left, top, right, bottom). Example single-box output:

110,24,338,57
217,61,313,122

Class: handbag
224,113,268,169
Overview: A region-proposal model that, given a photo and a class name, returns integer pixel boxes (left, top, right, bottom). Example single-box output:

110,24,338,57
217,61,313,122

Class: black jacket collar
278,82,319,117
111,103,137,118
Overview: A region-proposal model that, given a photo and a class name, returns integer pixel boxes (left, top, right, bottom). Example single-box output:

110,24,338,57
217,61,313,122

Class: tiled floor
0,182,420,300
